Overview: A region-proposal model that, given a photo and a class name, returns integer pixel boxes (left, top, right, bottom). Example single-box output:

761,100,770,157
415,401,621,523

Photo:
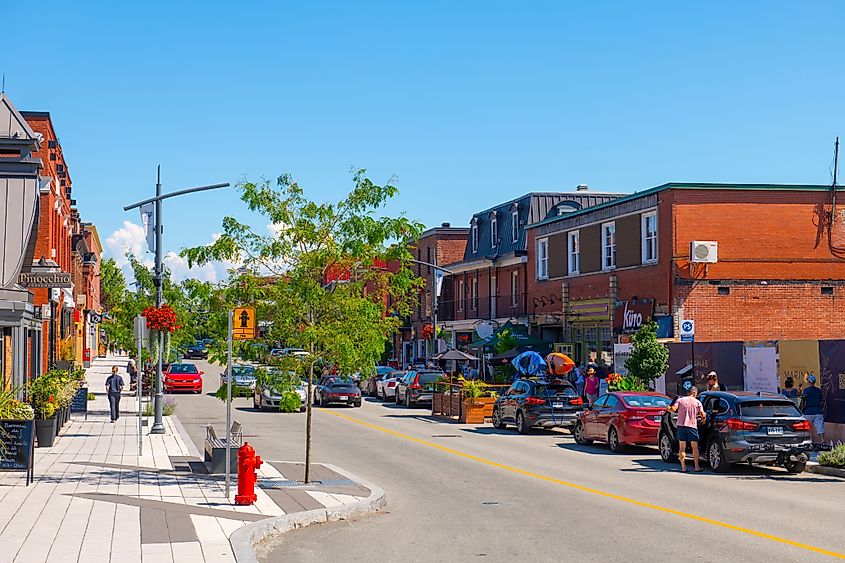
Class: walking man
106,366,125,423
667,384,706,472
800,374,825,446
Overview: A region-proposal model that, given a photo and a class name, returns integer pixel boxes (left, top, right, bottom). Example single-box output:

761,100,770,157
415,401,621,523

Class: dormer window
511,210,519,243
490,213,498,247
471,221,479,253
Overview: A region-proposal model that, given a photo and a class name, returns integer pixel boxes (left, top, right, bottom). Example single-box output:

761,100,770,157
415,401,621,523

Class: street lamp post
125,167,229,434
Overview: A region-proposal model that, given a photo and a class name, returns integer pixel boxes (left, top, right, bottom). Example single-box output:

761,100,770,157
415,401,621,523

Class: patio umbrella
511,351,547,376
433,349,479,362
545,352,575,376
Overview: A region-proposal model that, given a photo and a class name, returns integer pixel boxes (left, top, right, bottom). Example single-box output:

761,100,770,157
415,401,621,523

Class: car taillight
388,382,396,387
792,419,811,431
568,397,583,406
524,397,546,405
725,418,759,431
410,383,422,390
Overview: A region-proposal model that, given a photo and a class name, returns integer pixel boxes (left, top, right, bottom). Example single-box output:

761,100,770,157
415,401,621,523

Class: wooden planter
461,399,487,424
478,397,496,418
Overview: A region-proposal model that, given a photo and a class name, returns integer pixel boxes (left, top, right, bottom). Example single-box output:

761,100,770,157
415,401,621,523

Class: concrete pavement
0,355,375,563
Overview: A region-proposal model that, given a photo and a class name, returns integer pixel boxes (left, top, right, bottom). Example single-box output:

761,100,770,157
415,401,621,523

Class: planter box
478,397,496,418
35,417,57,448
461,400,486,424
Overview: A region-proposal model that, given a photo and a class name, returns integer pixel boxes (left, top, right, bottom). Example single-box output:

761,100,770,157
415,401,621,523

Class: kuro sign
613,298,654,335
18,272,72,288
70,387,88,415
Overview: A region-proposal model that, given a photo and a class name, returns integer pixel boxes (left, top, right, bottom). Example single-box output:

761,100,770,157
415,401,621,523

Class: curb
170,412,204,459
228,462,387,563
806,462,845,479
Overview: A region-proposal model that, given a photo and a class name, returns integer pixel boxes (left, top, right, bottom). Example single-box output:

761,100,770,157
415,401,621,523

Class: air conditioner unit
690,241,718,263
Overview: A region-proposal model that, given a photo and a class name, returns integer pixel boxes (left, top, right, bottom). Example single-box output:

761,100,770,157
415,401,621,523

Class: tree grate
259,479,355,488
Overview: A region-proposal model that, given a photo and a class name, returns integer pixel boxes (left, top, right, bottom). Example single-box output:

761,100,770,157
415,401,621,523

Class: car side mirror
199,371,204,376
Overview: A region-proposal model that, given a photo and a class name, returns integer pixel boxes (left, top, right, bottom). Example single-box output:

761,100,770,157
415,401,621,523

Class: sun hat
706,371,718,379
808,374,817,384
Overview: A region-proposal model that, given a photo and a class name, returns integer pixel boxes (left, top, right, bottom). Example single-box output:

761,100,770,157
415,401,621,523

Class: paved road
174,360,845,562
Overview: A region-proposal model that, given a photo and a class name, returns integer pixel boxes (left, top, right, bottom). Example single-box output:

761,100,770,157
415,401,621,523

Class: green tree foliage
624,320,669,387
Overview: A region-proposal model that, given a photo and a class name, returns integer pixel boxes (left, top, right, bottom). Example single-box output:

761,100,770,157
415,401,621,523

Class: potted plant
29,376,60,447
460,377,492,424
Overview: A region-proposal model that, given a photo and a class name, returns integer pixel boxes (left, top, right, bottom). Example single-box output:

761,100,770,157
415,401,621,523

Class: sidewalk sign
680,320,695,343
0,420,35,486
70,387,88,420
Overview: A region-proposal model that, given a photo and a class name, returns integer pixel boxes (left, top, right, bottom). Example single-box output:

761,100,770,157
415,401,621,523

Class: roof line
528,182,842,229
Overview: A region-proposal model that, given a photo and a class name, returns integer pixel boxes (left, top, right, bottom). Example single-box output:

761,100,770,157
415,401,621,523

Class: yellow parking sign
233,307,256,340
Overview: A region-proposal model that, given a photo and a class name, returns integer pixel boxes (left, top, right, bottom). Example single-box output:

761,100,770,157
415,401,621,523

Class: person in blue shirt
105,366,125,423
800,374,824,445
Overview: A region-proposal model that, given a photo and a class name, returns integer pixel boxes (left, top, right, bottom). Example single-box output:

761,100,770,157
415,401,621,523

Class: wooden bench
204,421,243,474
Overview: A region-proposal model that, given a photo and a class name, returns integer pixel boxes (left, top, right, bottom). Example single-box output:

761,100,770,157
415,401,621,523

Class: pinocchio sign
18,272,72,288
613,298,654,334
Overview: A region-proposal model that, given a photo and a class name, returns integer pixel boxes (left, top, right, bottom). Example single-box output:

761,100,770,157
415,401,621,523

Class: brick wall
675,281,845,341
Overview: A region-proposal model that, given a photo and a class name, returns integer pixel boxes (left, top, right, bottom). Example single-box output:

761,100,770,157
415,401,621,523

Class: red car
573,391,671,452
164,363,204,393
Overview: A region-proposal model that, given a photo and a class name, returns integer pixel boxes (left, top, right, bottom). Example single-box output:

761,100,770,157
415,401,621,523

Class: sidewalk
0,354,374,563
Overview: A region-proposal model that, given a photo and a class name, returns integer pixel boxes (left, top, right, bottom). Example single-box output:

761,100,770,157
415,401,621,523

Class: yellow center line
327,410,845,559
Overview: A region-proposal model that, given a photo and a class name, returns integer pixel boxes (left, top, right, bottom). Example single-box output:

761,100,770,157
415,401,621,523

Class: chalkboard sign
0,420,35,486
70,386,88,415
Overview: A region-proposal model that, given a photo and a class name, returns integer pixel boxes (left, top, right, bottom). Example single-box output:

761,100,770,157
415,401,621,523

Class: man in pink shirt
667,385,706,472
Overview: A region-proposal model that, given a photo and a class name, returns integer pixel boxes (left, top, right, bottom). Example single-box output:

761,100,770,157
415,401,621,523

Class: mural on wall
818,340,845,424
777,340,820,391
743,342,778,394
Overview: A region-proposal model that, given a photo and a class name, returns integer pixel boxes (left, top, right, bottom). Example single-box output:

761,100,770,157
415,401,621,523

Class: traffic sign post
233,307,256,340
134,316,148,456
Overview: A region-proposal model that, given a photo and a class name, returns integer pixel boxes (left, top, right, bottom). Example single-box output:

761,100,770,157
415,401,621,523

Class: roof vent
576,184,589,191
441,222,451,228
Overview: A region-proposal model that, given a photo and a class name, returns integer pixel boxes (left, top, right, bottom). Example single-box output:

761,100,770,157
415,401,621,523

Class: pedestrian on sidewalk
127,358,138,391
706,371,726,391
585,367,599,406
780,376,800,407
106,366,125,423
667,384,705,472
800,374,825,446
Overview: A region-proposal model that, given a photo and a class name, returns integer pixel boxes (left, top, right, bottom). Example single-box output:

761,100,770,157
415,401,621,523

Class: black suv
658,391,812,473
493,379,584,434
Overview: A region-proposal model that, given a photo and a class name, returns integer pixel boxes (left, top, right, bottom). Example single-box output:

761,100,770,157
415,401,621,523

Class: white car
377,370,405,400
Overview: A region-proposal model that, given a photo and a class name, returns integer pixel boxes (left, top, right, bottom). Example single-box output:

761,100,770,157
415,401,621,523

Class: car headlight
262,389,271,397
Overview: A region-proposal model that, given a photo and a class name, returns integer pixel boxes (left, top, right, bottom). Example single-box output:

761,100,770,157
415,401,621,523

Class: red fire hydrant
235,442,262,505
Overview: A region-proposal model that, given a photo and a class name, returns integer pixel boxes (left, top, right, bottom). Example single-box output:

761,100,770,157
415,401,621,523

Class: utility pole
125,167,229,434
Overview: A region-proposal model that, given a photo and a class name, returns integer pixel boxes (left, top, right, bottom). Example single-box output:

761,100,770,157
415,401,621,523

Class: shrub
0,389,34,420
818,444,845,468
87,393,96,401
279,391,302,413
459,376,489,400
142,398,176,416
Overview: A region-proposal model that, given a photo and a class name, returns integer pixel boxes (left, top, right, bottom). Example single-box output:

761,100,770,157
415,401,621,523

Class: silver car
220,364,257,395
376,370,406,400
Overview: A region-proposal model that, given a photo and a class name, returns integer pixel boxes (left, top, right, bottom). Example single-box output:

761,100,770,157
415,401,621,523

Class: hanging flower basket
421,324,435,340
142,305,181,333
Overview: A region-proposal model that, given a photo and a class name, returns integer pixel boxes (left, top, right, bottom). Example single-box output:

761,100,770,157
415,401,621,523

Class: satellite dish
476,321,495,340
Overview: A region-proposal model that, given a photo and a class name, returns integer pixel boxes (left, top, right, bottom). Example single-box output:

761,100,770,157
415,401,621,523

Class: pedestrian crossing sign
233,307,256,340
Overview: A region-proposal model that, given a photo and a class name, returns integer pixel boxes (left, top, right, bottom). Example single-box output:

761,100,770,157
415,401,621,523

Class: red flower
48,396,55,403
142,305,181,333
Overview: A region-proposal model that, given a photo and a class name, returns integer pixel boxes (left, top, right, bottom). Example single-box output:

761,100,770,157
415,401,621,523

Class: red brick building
526,183,845,364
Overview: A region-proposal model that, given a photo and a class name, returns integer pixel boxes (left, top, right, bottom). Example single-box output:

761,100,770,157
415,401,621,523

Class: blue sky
4,1,844,281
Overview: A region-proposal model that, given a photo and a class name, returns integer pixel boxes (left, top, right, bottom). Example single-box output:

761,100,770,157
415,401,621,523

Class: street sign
680,319,695,342
18,272,72,288
134,316,149,347
233,307,256,340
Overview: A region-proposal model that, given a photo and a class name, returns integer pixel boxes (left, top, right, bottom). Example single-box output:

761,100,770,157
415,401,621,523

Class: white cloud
267,222,287,237
104,220,237,284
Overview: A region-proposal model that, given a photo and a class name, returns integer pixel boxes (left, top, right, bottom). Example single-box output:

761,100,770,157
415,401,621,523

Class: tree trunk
305,342,315,483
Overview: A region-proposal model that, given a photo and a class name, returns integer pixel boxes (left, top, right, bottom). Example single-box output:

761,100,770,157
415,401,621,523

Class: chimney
441,222,451,228
576,184,589,192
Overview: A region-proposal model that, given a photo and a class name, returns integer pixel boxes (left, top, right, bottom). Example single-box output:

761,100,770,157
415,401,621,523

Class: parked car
376,370,406,400
219,364,257,395
270,347,308,358
315,376,362,407
573,392,671,452
163,363,203,393
253,369,307,412
184,341,208,359
395,370,443,407
658,391,812,473
362,366,397,396
492,379,583,434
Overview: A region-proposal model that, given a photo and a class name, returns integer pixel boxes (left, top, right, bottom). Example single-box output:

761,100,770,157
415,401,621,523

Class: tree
183,169,423,481
624,320,669,388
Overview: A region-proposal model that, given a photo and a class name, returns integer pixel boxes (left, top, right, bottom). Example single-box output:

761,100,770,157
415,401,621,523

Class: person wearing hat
706,371,726,392
585,367,600,407
800,374,825,445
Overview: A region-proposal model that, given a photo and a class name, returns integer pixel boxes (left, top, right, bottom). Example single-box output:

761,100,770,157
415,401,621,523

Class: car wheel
573,421,593,445
659,430,678,463
516,411,531,434
355,401,362,408
784,460,806,474
608,427,623,453
708,440,730,473
492,406,506,429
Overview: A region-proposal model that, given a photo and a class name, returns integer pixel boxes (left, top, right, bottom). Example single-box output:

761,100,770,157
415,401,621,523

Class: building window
602,222,616,270
471,224,479,253
458,280,465,311
537,238,549,280
511,210,519,243
511,271,519,307
641,211,658,263
471,277,478,310
568,231,580,275
491,215,498,247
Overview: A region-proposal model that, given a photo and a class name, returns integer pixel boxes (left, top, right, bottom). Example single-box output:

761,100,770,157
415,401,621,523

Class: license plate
552,402,564,409
767,426,783,435
651,415,662,421
338,396,348,401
